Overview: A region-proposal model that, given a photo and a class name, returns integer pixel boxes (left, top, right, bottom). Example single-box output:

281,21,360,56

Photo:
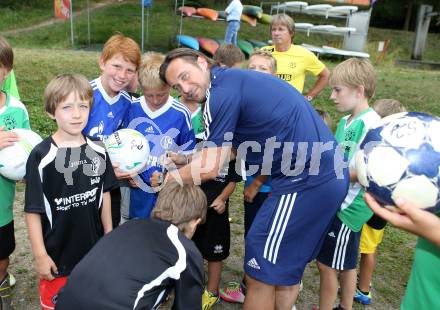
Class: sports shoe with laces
354,288,372,305
202,290,219,310
219,281,245,303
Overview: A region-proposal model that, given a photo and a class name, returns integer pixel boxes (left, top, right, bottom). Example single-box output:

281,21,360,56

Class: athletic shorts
244,192,270,237
317,216,360,270
39,276,68,310
359,224,385,254
244,176,348,285
0,221,15,260
192,203,230,261
110,187,121,228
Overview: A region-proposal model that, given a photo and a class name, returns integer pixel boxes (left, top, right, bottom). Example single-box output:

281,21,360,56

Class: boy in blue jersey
316,59,380,310
125,52,195,219
82,34,141,228
159,48,349,310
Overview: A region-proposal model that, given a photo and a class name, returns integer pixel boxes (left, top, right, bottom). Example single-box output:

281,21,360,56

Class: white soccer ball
356,112,440,213
0,128,43,181
104,129,149,173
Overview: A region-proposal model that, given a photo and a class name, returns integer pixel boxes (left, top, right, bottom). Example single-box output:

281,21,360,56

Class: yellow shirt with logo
262,44,325,93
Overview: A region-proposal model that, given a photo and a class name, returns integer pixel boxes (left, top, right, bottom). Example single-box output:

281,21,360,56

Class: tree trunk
403,0,414,31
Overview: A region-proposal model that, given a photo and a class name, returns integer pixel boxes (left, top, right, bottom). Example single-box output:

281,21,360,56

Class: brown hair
159,48,214,84
44,74,93,115
101,34,141,69
329,58,376,100
270,14,295,35
373,99,406,118
138,52,167,89
152,181,207,231
213,44,245,68
0,36,13,70
249,49,277,73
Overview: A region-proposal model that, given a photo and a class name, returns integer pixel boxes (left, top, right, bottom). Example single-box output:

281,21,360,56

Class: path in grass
2,0,119,36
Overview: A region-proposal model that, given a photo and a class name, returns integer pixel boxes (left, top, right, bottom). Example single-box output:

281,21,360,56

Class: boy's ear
357,85,366,98
98,57,106,71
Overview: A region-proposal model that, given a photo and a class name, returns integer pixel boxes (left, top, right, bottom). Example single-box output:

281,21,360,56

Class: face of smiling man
164,57,211,103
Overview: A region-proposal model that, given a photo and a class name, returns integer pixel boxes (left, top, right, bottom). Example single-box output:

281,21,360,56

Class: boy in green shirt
0,36,30,310
316,58,380,310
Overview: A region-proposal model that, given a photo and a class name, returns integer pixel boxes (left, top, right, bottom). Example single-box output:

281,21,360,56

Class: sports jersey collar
95,77,121,105
140,95,173,119
344,107,374,129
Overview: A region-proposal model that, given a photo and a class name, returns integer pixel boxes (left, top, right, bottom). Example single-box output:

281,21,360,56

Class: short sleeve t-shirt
24,136,118,276
203,67,342,196
261,44,326,93
0,93,30,227
83,77,132,140
336,108,381,232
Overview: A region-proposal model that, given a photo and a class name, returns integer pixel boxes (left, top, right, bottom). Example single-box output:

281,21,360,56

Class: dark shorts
0,221,15,260
110,187,121,228
192,203,230,262
244,192,270,237
244,176,348,286
317,216,361,270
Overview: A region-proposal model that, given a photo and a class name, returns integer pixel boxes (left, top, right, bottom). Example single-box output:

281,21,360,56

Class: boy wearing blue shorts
316,58,380,310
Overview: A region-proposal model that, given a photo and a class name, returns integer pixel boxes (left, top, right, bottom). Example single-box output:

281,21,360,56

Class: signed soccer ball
104,129,149,173
356,112,440,213
0,128,43,181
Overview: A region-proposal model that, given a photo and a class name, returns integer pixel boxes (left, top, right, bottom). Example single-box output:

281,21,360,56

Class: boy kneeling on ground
56,181,207,310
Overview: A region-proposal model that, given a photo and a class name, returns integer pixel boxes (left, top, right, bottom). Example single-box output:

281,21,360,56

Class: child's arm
25,213,58,280
244,175,268,203
349,168,358,183
211,182,237,214
101,192,113,234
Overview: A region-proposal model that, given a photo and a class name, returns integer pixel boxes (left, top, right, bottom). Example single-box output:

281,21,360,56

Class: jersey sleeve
305,50,326,76
24,148,46,214
178,119,196,152
103,151,119,192
172,243,204,310
204,88,241,146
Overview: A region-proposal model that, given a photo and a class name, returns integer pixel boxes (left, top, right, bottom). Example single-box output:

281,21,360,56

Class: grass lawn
3,0,440,309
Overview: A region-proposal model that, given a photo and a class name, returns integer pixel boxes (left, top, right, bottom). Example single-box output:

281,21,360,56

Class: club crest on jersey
91,157,101,175
89,121,105,138
160,136,173,150
3,116,17,130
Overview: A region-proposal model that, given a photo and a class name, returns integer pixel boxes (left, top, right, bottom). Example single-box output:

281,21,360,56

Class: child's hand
244,183,259,203
0,126,19,150
150,171,164,188
211,197,226,214
164,151,188,167
35,254,58,280
112,162,134,180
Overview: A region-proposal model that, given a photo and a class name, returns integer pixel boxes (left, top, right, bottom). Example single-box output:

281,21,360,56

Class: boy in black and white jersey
56,181,207,310
24,74,117,310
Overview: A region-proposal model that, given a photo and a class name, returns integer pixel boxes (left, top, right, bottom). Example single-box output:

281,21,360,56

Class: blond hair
316,109,333,128
270,14,295,35
152,181,207,231
138,52,167,89
0,36,13,70
249,49,277,73
213,44,245,68
373,99,406,118
101,34,141,69
44,74,93,115
329,58,376,100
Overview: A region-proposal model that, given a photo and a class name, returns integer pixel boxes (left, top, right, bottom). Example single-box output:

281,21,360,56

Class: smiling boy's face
99,53,137,97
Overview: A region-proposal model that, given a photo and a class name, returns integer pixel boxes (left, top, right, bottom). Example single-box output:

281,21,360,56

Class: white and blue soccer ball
104,129,150,173
355,112,440,213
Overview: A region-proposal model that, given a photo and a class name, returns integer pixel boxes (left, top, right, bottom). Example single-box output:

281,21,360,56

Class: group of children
0,28,436,310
